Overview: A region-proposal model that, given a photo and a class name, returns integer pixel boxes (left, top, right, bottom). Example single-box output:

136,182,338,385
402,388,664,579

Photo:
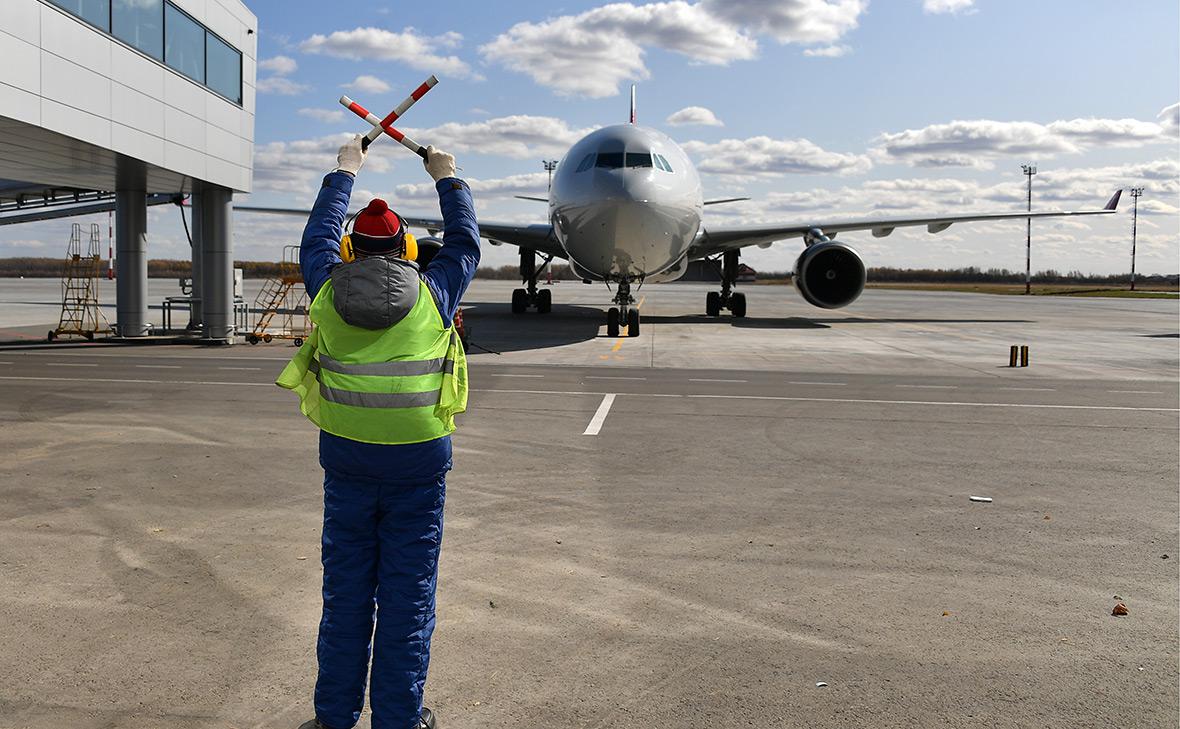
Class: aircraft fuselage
549,124,703,283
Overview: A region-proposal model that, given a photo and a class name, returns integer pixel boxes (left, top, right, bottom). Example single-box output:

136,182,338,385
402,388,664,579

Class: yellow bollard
1020,345,1029,367
1009,345,1019,367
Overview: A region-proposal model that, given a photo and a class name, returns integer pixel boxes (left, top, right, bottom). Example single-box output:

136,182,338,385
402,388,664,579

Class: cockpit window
595,140,624,169
575,153,596,173
656,154,673,172
595,152,624,169
626,152,653,168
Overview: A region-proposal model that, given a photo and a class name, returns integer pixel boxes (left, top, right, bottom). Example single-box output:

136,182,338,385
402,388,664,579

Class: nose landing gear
511,247,554,314
606,278,640,337
705,249,747,318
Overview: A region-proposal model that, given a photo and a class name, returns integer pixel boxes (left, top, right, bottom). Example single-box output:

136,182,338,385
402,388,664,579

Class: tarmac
0,279,1177,728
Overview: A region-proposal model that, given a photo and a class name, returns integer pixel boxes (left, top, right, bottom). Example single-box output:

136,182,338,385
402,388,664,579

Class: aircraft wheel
730,292,747,318
536,288,552,314
627,308,640,337
511,288,529,314
606,307,620,337
706,291,721,317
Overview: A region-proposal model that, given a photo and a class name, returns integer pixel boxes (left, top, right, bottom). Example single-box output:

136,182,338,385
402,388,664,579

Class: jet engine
414,235,445,268
793,241,866,309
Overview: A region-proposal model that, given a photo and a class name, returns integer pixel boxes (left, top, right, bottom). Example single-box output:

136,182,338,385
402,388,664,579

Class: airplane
2,90,1122,339
241,88,1121,337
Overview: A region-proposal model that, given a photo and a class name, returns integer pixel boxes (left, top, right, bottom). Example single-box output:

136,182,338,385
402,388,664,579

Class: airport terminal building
0,0,256,342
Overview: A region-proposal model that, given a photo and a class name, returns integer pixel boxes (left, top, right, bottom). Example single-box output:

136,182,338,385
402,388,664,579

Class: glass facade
48,0,110,31
164,3,204,83
45,0,243,106
112,0,163,60
206,34,242,105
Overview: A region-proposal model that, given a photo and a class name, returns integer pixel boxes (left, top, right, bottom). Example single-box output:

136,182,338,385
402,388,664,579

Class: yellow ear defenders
339,210,417,264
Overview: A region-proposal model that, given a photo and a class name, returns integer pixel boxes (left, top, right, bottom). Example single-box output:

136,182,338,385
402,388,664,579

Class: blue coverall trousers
314,432,449,729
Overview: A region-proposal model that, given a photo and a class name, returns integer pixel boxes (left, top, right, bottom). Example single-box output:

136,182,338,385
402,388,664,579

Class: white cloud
666,106,724,127
873,116,1175,168
252,134,397,195
684,136,872,176
481,2,753,98
803,44,850,57
343,74,392,94
300,27,476,79
482,1,867,98
390,172,549,204
256,54,307,95
1158,102,1180,134
923,0,976,14
1047,117,1167,147
297,107,346,123
702,0,865,43
259,55,297,75
256,76,310,95
401,115,595,158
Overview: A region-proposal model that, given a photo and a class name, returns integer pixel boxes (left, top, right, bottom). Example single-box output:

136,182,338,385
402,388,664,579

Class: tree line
0,257,1175,286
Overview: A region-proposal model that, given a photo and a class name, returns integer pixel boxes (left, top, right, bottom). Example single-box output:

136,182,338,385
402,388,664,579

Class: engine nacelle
414,236,445,268
793,242,866,309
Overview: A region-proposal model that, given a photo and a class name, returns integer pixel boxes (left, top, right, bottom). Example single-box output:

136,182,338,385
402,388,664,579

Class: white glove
335,134,367,176
423,145,457,182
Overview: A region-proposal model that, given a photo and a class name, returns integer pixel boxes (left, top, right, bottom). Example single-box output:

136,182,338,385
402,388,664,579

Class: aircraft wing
688,190,1122,259
235,206,565,259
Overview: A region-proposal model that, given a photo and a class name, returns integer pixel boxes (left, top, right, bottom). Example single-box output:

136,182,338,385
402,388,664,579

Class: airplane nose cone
559,195,696,280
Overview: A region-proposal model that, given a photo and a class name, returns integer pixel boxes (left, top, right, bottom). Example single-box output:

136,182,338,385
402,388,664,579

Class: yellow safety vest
276,277,468,445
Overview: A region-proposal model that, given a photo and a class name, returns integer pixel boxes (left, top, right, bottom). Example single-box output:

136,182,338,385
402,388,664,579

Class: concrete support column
200,184,234,343
114,188,149,337
188,183,204,330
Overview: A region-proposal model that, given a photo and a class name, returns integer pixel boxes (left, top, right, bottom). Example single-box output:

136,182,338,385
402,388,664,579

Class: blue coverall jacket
300,170,480,729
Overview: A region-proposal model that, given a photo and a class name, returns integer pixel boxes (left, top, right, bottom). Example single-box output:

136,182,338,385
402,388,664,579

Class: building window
48,0,110,31
44,0,243,107
112,0,163,60
164,3,204,83
205,33,242,104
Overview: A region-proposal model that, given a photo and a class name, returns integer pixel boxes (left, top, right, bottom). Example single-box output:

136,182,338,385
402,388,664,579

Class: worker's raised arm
420,146,480,328
300,135,366,300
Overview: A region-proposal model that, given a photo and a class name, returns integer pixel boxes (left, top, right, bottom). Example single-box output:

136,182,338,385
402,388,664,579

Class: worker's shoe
296,710,433,729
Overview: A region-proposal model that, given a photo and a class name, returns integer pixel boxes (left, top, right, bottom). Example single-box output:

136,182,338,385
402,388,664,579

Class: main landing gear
511,247,554,314
606,278,640,338
705,249,747,318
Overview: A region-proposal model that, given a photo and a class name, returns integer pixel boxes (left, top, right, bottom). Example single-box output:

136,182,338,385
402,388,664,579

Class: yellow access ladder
49,223,111,341
246,245,309,345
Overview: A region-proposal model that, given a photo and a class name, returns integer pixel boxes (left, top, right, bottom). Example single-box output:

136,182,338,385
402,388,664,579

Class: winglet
1104,189,1123,211
630,84,636,124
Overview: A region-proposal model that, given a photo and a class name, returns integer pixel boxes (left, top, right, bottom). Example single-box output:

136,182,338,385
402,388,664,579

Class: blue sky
10,0,1180,274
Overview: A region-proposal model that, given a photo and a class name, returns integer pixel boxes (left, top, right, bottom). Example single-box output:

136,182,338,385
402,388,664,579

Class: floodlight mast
1129,187,1144,291
544,160,558,191
1021,164,1037,295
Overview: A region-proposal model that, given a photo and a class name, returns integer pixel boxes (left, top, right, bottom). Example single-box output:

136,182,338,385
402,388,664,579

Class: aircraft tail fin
630,84,636,124
1104,189,1123,211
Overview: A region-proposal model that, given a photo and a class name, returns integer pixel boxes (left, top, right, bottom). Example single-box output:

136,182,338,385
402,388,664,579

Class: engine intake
794,242,866,309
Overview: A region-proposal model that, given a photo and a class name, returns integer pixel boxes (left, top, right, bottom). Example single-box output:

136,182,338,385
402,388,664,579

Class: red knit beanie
351,198,405,255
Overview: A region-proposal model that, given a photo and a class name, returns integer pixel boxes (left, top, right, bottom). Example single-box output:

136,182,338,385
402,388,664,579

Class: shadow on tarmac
460,303,1043,350
460,303,604,352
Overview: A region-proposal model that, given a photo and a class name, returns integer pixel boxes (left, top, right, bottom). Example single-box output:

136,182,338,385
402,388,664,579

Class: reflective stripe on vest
276,277,468,445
